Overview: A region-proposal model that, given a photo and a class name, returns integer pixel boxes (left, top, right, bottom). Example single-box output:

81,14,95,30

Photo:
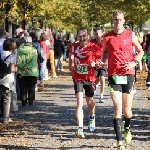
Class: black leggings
18,76,37,104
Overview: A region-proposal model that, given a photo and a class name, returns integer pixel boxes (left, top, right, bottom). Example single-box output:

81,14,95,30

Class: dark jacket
54,39,65,57
146,34,150,52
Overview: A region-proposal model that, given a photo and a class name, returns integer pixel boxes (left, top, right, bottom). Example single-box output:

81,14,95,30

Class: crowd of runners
0,9,150,150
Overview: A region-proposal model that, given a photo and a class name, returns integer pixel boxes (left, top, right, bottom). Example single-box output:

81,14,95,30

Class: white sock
100,93,103,98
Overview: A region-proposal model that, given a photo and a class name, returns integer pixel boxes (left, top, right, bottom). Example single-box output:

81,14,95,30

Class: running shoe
3,118,13,124
99,97,105,103
122,121,132,143
117,144,125,150
74,128,85,138
52,75,58,78
124,128,132,143
88,116,95,131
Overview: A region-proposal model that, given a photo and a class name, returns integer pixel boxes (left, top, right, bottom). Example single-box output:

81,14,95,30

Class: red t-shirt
104,29,135,76
90,38,108,65
69,42,101,81
90,39,103,51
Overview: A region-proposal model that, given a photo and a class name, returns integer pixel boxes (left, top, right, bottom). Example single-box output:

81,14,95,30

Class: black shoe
29,100,33,106
22,101,27,106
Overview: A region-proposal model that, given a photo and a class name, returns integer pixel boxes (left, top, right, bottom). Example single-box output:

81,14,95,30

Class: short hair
94,25,103,32
29,32,38,42
78,28,88,35
112,10,124,19
40,34,48,41
3,38,16,51
24,35,32,43
15,28,24,35
19,35,32,45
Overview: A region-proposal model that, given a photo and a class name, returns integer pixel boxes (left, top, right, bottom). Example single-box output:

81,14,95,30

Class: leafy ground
0,63,149,150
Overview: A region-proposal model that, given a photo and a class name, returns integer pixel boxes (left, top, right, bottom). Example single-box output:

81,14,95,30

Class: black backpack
0,53,11,79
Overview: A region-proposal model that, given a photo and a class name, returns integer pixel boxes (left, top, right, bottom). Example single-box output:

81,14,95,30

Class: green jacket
17,45,39,77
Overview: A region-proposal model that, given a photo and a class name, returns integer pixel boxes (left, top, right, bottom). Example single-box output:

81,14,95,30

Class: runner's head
112,10,125,30
94,26,103,40
77,28,88,46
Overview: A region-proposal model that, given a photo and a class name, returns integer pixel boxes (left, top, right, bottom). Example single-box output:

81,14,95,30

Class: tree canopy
0,0,150,32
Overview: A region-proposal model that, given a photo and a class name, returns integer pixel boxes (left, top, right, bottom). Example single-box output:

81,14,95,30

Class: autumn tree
0,0,150,32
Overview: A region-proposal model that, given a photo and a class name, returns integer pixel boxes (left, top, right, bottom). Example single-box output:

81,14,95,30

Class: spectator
54,35,65,72
0,39,17,123
40,34,50,80
30,32,45,89
17,35,38,106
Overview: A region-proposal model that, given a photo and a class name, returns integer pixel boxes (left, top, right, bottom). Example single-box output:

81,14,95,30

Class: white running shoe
74,128,85,139
52,75,58,78
99,97,105,103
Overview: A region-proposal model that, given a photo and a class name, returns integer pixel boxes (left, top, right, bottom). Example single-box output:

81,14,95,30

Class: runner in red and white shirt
69,28,101,138
90,26,107,103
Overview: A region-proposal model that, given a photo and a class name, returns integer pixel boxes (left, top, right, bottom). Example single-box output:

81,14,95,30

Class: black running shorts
74,80,95,97
108,74,134,94
96,65,107,77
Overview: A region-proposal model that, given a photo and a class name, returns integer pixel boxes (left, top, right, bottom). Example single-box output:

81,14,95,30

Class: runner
69,28,101,138
99,10,143,150
90,26,106,103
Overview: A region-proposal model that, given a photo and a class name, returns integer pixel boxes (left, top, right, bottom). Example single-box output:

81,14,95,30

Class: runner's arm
69,45,74,71
69,53,74,71
132,32,144,62
101,38,108,63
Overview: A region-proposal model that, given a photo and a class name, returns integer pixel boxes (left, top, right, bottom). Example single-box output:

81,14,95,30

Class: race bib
76,64,88,74
112,75,127,84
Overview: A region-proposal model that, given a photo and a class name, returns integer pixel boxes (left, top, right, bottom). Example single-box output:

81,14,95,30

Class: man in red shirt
90,26,106,103
69,28,101,138
99,10,143,150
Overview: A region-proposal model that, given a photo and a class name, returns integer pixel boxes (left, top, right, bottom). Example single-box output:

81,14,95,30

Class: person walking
69,28,101,138
99,10,143,150
54,35,65,72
